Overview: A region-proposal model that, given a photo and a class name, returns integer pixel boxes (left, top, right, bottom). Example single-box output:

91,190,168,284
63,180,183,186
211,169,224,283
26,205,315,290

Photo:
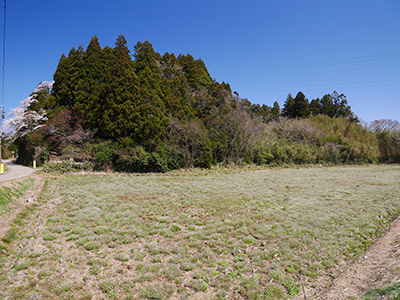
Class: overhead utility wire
215,52,400,76
2,0,5,107
222,63,400,83
208,29,400,62
236,80,400,94
234,82,400,96
234,72,400,86
0,0,5,167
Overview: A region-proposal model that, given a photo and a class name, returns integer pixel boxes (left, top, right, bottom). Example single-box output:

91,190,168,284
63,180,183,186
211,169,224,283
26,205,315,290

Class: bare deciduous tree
210,110,265,163
166,117,210,167
369,119,400,133
266,117,321,144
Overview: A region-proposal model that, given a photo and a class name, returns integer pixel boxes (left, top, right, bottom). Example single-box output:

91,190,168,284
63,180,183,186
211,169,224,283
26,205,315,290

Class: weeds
0,166,399,299
363,282,400,300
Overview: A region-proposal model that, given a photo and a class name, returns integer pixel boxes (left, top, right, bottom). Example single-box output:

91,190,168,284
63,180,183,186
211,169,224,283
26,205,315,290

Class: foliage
282,91,309,118
282,90,358,122
42,160,94,174
5,35,399,171
308,115,379,164
369,119,400,163
114,145,168,173
259,115,379,165
94,141,114,170
5,81,52,141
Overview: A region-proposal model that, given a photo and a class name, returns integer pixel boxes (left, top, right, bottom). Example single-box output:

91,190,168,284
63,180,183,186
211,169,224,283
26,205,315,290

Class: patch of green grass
42,233,58,241
13,260,29,271
99,280,117,298
141,283,175,300
171,224,182,232
363,282,400,300
83,241,100,251
93,225,108,235
89,264,100,275
116,254,129,262
130,249,146,261
182,261,195,271
1,227,18,244
189,279,209,292
38,268,53,279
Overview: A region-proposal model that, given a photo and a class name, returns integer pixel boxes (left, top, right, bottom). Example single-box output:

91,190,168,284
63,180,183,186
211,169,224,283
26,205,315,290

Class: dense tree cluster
6,35,399,171
281,91,358,122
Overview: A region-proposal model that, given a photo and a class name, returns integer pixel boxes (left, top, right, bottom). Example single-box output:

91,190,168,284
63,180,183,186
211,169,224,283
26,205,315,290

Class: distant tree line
5,35,400,171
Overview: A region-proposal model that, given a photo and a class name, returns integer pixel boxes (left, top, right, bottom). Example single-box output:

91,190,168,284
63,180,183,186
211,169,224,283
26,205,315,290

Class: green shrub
42,160,94,174
94,141,114,170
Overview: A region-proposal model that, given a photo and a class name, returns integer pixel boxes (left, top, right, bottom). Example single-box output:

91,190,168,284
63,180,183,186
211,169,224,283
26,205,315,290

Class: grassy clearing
0,165,399,299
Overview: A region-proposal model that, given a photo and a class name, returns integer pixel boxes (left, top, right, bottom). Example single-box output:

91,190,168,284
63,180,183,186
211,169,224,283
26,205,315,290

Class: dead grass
0,165,399,299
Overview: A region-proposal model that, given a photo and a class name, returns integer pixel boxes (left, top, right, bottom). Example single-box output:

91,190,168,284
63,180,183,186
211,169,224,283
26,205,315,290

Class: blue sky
1,0,399,123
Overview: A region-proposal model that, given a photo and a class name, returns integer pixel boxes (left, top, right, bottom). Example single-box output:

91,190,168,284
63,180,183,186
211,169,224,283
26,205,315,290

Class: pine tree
102,34,141,139
271,101,281,118
50,46,85,111
177,54,213,89
282,93,295,118
74,36,105,126
319,94,336,117
293,91,310,118
132,40,168,149
309,98,321,116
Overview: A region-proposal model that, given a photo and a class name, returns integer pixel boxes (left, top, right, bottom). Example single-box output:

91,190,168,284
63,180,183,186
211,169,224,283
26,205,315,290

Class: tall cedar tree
132,41,168,149
102,34,141,140
51,46,85,111
74,36,105,128
282,93,295,118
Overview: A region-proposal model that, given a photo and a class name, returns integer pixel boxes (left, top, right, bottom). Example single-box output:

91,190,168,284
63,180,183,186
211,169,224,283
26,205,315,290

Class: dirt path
324,217,400,299
296,218,400,299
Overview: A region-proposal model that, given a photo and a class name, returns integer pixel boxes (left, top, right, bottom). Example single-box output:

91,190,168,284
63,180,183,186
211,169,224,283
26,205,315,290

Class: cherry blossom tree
4,81,53,141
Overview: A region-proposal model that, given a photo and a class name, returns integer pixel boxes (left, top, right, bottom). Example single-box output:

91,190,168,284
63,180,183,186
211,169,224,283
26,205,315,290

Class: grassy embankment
0,165,399,299
0,178,34,216
0,178,35,252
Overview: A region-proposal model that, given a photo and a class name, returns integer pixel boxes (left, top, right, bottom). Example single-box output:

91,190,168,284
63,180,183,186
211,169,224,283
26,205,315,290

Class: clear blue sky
2,0,399,123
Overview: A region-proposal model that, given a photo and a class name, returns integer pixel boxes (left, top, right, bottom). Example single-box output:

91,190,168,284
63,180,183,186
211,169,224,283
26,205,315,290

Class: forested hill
47,35,233,147
9,35,400,171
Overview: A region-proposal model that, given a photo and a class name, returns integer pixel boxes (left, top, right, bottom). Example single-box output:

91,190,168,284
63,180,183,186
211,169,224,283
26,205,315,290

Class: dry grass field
0,165,399,299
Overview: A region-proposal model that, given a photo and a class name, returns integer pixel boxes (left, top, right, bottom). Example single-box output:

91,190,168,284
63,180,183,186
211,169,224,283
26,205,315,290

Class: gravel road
0,160,37,182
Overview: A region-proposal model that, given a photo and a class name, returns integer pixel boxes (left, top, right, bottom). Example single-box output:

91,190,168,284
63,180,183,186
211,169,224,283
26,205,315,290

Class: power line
213,52,400,76
206,29,400,64
219,64,400,83
0,0,5,169
1,0,4,107
234,81,400,95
